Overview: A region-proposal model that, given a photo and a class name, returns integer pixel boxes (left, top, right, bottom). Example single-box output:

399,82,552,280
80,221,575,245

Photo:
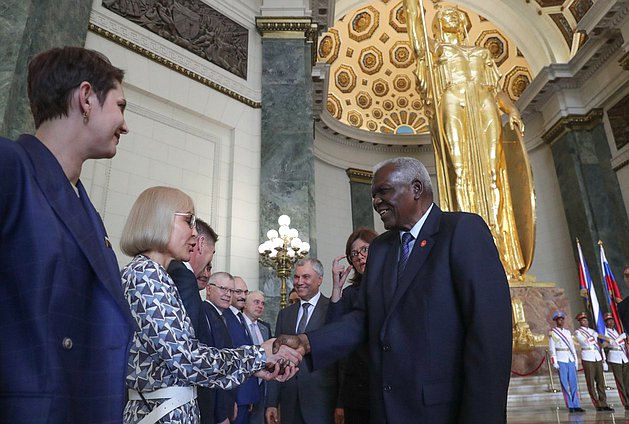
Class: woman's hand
331,255,352,302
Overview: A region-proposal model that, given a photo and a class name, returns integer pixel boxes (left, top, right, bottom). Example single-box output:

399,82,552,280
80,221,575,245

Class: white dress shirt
296,291,321,333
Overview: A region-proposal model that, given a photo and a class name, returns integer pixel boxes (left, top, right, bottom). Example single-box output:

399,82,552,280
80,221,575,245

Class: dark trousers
344,407,370,424
582,360,608,407
609,361,629,406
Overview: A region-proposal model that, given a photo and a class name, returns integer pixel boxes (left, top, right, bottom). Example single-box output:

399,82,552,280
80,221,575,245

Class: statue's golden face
434,7,466,40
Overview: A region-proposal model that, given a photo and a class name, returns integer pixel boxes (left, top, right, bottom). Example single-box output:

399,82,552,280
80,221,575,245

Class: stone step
507,372,624,410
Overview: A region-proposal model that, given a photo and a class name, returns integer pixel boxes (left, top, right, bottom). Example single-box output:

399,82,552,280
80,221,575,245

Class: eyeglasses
232,289,249,296
174,212,196,229
209,283,233,294
349,245,369,259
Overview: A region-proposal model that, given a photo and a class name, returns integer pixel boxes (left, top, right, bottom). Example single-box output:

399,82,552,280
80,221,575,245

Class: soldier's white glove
553,362,560,370
603,362,609,372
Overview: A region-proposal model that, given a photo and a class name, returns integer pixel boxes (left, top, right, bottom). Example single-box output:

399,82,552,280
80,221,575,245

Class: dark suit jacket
224,308,261,405
619,298,629,336
267,295,338,424
167,261,216,424
326,284,370,411
0,135,134,423
202,302,236,423
168,261,211,343
308,207,512,424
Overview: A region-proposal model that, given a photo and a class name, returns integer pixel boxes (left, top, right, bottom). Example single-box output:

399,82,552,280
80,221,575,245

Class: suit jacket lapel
305,295,328,332
18,136,132,321
381,233,399,310
387,206,441,315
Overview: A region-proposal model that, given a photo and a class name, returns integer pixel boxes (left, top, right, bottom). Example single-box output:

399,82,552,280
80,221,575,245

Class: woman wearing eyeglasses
120,186,300,423
328,228,378,424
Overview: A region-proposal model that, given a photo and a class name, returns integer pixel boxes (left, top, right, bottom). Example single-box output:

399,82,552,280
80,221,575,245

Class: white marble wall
82,29,263,289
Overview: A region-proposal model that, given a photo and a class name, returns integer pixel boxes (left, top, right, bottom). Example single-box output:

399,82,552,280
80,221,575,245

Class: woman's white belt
129,386,197,424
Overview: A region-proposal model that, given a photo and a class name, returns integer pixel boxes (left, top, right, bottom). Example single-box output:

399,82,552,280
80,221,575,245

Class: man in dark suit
266,259,338,424
618,265,629,332
275,157,512,423
0,47,135,423
167,218,218,424
204,272,238,424
243,290,272,424
224,276,260,424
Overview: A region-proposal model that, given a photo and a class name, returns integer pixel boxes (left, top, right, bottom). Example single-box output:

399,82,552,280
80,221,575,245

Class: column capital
542,109,604,144
255,17,319,65
346,168,373,185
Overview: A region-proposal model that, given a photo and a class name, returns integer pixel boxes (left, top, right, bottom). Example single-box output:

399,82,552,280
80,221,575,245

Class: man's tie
249,322,261,345
297,303,311,334
237,312,252,341
398,232,414,278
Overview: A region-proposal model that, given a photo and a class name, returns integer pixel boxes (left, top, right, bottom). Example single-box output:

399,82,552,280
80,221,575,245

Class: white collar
400,203,434,241
300,291,321,308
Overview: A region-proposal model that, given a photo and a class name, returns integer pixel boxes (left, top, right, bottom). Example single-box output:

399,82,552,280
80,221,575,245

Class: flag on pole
599,241,624,333
577,239,606,335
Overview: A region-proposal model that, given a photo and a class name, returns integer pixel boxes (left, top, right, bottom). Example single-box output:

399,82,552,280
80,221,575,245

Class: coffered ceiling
318,0,597,137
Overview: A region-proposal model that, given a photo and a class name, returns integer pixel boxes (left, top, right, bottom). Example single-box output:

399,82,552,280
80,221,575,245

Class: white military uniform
605,328,628,364
549,326,581,409
575,326,609,408
549,327,577,365
575,326,604,362
605,326,629,407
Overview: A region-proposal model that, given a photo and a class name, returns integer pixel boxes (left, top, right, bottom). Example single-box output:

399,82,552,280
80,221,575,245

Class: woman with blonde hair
120,186,300,423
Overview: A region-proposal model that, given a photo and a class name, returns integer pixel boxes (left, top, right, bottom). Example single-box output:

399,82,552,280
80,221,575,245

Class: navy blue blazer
0,135,134,422
168,261,216,424
202,301,235,423
308,207,512,424
224,308,260,405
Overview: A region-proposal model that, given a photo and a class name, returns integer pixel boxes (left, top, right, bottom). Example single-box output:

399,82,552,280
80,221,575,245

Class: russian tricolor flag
599,241,624,333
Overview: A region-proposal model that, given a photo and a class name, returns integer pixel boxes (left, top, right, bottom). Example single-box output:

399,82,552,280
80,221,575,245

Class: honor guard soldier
574,312,613,411
549,311,585,413
604,312,629,410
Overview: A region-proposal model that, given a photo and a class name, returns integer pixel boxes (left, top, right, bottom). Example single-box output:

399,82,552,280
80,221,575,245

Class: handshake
254,334,311,382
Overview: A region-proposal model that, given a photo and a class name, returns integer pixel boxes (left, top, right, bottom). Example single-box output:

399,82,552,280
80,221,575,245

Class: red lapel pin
420,239,427,247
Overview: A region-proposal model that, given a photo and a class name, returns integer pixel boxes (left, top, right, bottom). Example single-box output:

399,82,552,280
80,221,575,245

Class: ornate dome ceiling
317,0,597,137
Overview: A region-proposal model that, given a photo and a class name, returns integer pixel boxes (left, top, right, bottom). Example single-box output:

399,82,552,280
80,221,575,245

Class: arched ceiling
317,0,599,139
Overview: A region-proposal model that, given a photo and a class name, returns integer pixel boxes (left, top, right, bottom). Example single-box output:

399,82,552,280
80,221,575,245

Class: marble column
0,0,92,139
346,168,375,230
256,17,318,324
544,109,629,300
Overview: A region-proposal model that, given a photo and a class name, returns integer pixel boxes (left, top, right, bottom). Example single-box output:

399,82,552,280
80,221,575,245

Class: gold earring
83,110,89,124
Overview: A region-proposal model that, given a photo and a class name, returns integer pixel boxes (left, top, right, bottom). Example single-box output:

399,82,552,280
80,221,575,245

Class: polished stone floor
508,406,629,423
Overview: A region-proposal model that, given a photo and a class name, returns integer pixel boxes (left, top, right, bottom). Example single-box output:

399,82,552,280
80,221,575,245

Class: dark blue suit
307,207,512,424
0,135,134,423
203,302,236,423
224,308,260,423
168,261,216,424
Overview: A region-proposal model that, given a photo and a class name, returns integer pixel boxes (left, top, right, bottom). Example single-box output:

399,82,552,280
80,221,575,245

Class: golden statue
402,0,536,281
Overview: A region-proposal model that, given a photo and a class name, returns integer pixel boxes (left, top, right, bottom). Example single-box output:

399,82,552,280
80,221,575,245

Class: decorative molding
255,17,320,65
346,167,373,184
611,145,629,171
541,108,604,144
89,23,261,109
620,51,629,71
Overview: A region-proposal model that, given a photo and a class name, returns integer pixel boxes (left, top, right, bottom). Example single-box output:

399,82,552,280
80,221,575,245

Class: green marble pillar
0,0,92,139
544,110,629,300
347,168,375,231
256,18,318,324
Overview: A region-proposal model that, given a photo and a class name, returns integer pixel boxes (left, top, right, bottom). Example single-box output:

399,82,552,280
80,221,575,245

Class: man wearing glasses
224,276,260,424
204,272,238,424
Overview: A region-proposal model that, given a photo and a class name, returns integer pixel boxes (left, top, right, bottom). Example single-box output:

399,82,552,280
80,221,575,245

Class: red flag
599,241,624,333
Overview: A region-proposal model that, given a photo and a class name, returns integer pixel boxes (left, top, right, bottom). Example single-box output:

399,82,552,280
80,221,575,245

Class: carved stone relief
103,0,248,79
